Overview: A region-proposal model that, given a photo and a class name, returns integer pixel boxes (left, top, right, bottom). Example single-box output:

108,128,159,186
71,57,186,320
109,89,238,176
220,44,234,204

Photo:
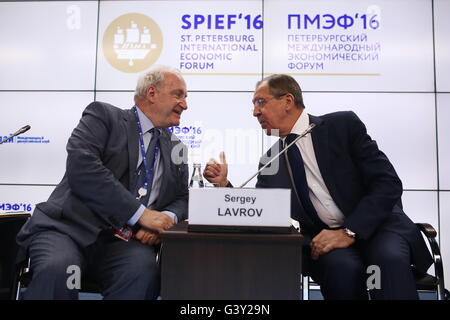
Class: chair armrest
415,223,448,300
415,223,441,260
415,223,437,238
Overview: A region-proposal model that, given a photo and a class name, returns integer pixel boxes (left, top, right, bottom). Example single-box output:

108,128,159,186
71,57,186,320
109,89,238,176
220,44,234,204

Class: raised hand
203,152,229,187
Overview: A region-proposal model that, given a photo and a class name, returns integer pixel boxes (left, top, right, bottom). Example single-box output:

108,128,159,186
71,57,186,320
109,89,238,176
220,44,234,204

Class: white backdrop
1,0,449,287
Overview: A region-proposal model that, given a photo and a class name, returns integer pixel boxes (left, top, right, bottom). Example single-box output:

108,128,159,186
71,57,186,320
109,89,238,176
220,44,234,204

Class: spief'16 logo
103,13,163,73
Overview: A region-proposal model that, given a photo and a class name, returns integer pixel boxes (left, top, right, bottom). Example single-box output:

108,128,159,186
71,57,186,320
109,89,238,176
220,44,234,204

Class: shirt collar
135,105,155,133
290,110,309,135
281,111,309,144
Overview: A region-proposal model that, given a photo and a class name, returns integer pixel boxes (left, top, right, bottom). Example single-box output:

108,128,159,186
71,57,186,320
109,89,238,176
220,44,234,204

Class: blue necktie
285,134,328,229
133,128,160,206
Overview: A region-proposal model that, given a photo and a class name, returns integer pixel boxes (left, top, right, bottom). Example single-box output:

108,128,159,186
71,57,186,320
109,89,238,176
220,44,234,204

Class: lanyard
132,106,160,200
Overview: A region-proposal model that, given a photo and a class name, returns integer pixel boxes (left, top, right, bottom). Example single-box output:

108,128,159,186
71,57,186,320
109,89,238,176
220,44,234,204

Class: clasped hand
134,228,160,245
135,209,175,245
310,229,355,260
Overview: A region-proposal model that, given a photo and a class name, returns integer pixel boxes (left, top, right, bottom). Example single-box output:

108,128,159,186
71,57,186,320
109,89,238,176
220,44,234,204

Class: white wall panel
95,91,135,110
438,94,450,189
0,1,98,90
0,92,94,184
264,0,434,92
0,185,55,215
435,0,450,92
402,191,438,227
96,0,262,91
180,92,262,187
303,92,437,189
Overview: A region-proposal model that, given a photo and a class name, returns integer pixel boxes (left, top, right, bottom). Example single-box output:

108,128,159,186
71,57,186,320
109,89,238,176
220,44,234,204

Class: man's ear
145,85,157,102
284,93,295,111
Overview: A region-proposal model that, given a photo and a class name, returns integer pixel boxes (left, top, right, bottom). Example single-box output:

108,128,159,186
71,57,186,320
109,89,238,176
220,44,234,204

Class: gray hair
134,66,182,100
256,74,305,109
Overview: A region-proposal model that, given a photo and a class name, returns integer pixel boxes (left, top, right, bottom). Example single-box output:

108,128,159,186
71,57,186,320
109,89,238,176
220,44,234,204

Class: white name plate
188,188,291,232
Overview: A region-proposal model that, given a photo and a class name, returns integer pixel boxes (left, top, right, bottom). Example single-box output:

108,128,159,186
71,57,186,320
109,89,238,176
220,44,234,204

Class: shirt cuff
162,210,178,223
127,206,178,227
127,204,146,226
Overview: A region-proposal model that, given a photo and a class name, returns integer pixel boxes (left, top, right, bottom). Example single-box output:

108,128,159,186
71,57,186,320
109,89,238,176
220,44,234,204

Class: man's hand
138,209,174,234
134,228,161,246
311,229,355,260
203,151,229,187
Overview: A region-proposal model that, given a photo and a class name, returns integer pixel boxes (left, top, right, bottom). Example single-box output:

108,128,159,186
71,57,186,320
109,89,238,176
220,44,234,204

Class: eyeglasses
252,93,288,110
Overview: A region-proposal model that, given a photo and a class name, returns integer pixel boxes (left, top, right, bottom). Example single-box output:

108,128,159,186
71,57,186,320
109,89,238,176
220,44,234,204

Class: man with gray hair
16,66,189,299
204,74,432,300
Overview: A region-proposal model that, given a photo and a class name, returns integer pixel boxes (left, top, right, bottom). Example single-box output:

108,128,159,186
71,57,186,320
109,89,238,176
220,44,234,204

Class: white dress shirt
127,106,177,226
284,111,345,228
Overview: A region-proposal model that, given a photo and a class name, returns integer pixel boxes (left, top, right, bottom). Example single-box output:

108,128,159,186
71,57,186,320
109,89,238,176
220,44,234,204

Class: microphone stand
238,123,316,188
0,125,31,144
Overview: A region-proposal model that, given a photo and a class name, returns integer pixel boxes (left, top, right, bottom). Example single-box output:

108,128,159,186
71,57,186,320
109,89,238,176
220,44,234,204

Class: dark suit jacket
256,111,432,273
17,101,189,250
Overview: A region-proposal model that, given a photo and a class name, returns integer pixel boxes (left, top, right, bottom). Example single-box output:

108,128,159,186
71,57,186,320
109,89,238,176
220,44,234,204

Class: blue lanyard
132,106,160,200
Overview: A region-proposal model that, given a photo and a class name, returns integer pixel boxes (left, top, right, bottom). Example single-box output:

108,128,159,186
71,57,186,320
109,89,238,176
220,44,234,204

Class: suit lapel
126,110,139,190
309,114,341,209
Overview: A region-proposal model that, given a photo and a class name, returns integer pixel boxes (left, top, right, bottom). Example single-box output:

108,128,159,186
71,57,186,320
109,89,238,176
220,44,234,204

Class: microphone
238,123,316,188
0,125,31,144
14,125,31,136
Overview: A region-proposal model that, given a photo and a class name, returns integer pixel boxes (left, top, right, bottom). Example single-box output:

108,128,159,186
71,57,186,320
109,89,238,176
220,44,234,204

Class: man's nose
253,106,261,117
179,97,188,110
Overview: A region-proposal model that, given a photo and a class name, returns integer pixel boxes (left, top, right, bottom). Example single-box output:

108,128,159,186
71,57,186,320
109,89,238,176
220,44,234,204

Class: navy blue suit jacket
256,111,432,273
17,102,189,250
